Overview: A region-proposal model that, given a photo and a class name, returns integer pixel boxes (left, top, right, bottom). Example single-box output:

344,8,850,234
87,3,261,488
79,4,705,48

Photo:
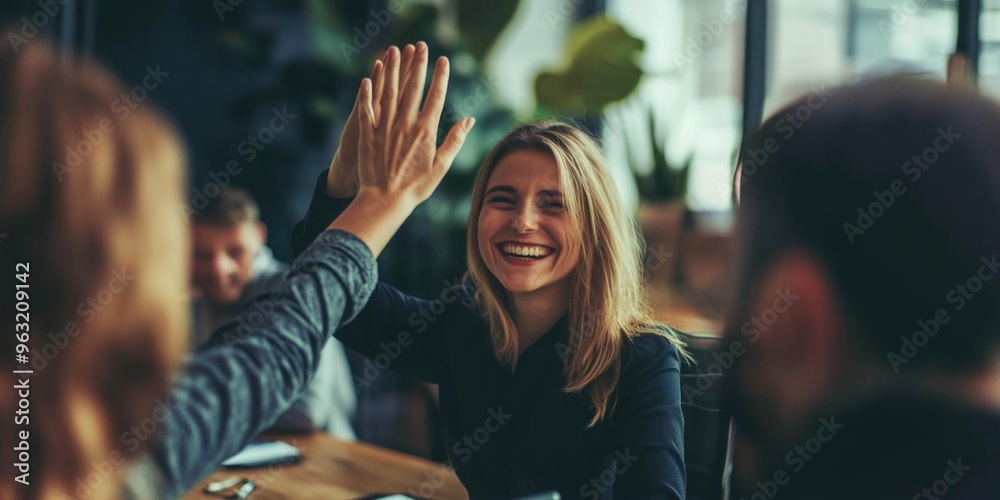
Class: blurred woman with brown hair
0,40,471,498
0,40,189,500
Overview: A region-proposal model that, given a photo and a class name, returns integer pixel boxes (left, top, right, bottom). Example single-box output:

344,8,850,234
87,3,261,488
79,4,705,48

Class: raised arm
293,42,476,384
152,43,472,497
293,169,463,384
154,230,377,497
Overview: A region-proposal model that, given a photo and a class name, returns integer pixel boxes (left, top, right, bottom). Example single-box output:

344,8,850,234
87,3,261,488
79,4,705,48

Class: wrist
354,187,419,213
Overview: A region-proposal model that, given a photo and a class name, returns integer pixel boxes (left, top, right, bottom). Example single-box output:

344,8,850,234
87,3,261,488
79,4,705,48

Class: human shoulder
611,325,684,421
445,279,481,312
622,324,683,371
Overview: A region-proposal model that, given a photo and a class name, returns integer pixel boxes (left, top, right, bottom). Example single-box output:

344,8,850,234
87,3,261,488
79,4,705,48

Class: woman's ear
739,248,846,438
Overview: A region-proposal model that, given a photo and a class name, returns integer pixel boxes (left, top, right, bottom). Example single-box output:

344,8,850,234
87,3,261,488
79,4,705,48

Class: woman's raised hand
327,43,463,199
355,42,475,209
326,43,474,257
327,44,420,197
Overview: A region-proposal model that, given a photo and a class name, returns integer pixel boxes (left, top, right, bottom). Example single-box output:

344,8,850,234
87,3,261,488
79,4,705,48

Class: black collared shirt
292,170,685,499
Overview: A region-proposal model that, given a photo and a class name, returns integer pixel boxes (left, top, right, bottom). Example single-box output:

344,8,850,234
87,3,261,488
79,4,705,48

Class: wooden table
184,433,468,500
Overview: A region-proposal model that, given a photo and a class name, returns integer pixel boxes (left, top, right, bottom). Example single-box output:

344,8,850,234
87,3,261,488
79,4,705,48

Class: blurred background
3,0,996,466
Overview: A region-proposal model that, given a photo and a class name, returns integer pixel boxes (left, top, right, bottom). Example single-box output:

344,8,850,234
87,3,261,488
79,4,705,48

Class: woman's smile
496,241,556,265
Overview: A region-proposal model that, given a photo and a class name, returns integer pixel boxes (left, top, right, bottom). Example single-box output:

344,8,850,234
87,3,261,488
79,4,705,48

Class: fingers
434,117,475,172
358,78,375,139
379,46,401,130
420,56,451,131
370,59,384,95
399,42,429,120
357,78,375,186
397,44,416,100
372,57,385,125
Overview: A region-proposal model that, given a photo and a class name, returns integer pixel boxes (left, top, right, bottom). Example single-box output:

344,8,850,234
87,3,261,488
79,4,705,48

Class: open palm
327,45,420,197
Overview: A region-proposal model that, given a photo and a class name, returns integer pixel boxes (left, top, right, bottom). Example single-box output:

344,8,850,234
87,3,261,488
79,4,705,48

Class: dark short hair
192,188,260,226
736,76,1000,373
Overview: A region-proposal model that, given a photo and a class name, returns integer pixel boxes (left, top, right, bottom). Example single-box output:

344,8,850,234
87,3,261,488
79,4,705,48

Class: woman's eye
541,201,564,209
488,196,514,205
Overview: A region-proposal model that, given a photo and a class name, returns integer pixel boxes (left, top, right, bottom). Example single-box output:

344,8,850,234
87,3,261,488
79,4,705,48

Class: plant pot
637,201,687,286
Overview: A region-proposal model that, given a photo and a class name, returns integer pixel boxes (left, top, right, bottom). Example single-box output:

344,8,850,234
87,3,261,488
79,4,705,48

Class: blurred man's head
729,77,1000,462
191,188,266,305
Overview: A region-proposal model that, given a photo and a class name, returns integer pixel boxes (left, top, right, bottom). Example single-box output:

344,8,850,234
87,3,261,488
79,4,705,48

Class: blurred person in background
189,188,356,437
294,42,688,499
0,38,188,500
0,39,471,499
727,77,1000,499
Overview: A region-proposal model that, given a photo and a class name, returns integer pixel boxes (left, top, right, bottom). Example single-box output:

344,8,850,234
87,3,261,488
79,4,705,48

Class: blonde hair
466,121,688,427
0,42,188,498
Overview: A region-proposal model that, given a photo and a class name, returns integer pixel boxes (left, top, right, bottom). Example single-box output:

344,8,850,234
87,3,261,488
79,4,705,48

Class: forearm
151,230,377,497
267,341,345,434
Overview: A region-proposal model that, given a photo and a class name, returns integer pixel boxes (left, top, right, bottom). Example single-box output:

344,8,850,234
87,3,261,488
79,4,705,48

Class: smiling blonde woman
293,44,688,499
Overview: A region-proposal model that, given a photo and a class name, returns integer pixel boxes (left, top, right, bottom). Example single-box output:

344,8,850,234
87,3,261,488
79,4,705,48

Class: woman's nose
511,205,538,233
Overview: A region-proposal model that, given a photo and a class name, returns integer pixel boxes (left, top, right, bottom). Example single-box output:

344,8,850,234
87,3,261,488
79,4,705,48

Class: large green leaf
535,16,645,116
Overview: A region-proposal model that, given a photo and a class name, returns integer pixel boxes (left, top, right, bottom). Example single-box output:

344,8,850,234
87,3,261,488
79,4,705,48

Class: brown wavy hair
466,121,689,427
0,41,188,499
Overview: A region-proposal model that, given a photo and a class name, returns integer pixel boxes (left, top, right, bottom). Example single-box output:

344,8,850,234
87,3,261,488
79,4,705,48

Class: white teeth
501,244,550,258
